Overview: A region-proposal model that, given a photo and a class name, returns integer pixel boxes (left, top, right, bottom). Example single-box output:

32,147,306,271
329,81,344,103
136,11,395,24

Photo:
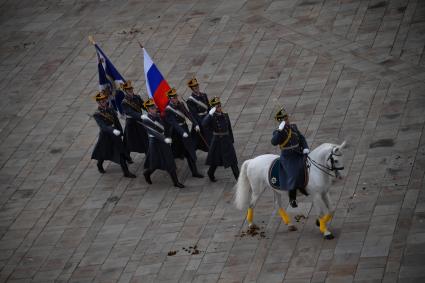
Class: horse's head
326,141,346,179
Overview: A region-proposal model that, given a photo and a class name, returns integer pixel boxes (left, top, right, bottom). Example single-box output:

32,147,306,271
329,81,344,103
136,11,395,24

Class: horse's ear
340,141,347,149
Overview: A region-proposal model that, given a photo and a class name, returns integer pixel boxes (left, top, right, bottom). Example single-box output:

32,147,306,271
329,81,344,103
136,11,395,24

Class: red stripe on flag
153,80,170,113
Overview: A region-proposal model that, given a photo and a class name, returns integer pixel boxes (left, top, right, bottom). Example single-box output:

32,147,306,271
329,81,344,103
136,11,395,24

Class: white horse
234,142,346,239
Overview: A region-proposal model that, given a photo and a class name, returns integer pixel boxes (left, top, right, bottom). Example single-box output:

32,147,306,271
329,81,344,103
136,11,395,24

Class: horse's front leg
314,193,334,240
275,192,297,231
323,192,333,215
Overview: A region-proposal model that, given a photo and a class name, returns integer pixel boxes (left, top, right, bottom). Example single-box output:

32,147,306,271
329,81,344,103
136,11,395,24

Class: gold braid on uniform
123,99,143,112
97,111,115,124
279,128,292,150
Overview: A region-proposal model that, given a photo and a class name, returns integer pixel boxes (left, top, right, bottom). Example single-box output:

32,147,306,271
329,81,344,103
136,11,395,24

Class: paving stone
1,0,425,282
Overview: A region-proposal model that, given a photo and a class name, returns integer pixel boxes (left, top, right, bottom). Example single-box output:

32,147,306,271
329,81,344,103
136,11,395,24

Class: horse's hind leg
275,192,297,231
314,193,334,240
246,185,265,228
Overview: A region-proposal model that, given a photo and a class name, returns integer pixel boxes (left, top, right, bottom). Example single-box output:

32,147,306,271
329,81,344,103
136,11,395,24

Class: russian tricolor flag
143,48,170,113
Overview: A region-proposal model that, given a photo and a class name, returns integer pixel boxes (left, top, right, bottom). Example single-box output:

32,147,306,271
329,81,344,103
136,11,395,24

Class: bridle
307,147,344,178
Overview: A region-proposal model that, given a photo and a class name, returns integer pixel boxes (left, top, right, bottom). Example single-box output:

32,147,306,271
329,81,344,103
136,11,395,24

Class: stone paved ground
1,0,425,282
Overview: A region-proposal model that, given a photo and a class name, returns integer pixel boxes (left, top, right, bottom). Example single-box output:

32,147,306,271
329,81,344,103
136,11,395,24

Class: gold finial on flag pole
88,35,96,45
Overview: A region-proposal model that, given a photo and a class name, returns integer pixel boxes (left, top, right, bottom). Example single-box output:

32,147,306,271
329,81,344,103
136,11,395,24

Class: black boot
97,160,105,174
207,166,217,182
231,165,239,180
187,158,204,178
289,189,298,208
144,169,152,184
170,171,184,188
120,157,136,178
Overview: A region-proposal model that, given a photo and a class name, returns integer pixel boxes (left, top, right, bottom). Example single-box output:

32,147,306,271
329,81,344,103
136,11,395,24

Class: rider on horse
271,107,310,208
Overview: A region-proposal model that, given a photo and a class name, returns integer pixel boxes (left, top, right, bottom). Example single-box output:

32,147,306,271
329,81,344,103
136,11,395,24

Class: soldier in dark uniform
271,107,309,208
141,99,184,188
202,97,239,182
121,80,149,157
91,91,136,178
186,77,212,151
164,88,204,178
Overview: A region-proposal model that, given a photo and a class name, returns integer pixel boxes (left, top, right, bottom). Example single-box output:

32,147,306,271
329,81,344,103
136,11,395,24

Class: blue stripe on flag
147,64,164,96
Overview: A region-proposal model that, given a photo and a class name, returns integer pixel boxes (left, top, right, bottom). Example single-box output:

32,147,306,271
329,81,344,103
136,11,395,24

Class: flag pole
137,40,143,49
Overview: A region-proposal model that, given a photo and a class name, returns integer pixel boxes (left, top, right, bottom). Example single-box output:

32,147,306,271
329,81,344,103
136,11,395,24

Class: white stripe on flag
143,48,154,98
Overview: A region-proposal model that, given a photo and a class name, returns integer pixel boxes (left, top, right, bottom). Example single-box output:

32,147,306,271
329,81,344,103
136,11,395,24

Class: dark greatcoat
91,107,129,164
270,124,309,191
186,92,212,151
202,112,238,168
141,113,176,172
121,94,149,154
164,101,197,161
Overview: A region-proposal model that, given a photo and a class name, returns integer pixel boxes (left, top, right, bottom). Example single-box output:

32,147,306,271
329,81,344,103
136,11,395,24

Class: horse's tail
234,160,251,210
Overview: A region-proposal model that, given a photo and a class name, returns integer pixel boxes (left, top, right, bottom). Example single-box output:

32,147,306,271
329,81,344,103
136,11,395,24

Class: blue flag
95,44,126,114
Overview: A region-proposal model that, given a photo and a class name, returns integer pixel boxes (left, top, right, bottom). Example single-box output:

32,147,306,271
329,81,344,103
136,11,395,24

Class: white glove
164,138,172,144
303,148,310,154
113,129,121,136
278,121,286,131
183,132,189,138
209,107,216,115
195,125,200,132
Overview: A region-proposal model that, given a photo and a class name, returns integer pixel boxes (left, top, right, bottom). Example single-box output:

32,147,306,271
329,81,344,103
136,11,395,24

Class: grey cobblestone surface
1,0,425,282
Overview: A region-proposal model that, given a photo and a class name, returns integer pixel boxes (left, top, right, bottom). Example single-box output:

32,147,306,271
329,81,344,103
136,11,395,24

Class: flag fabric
143,48,170,113
95,44,126,114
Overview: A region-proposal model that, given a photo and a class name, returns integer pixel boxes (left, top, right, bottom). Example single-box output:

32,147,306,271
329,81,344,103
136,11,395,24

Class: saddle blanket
268,157,309,191
268,158,281,190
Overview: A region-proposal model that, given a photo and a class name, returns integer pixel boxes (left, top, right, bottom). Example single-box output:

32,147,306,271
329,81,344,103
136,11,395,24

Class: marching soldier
186,77,212,151
141,99,184,188
202,97,239,182
91,91,136,178
271,107,309,208
121,81,149,157
164,88,204,178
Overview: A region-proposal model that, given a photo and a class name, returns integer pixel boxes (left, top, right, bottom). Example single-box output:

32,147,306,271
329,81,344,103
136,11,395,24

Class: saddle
268,158,309,191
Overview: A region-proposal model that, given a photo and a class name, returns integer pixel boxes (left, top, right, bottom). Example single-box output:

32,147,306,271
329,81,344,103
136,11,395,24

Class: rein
306,149,344,178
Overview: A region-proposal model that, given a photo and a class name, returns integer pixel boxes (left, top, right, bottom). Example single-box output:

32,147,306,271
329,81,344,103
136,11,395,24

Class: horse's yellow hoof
248,223,258,229
324,231,334,240
288,225,297,231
